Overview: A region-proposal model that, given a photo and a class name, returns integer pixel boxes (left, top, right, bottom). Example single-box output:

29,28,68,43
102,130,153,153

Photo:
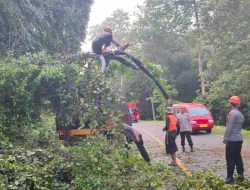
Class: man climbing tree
92,27,122,72
92,27,138,72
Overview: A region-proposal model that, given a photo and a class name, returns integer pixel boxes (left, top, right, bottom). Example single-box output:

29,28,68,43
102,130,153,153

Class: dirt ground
133,121,250,180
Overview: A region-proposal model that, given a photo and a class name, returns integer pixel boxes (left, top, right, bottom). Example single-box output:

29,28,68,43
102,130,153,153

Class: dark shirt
124,114,132,126
92,31,120,54
124,126,142,143
224,107,244,141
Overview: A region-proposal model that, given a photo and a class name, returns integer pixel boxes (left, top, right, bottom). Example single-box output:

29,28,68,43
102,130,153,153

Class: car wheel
206,129,212,134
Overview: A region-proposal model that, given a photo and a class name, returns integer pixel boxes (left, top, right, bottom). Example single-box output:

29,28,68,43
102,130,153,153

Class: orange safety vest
167,114,177,132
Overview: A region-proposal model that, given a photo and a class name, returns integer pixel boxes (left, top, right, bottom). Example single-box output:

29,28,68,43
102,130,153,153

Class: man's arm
112,39,121,47
163,117,170,131
176,121,180,135
223,112,236,142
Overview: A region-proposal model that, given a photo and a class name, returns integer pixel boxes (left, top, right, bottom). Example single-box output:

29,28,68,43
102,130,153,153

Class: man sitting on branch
92,27,137,72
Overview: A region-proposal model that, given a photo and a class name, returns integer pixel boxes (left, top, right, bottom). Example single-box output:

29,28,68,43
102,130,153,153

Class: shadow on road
191,131,212,136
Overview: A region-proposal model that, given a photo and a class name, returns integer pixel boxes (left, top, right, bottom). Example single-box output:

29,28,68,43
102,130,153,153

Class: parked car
127,102,140,123
172,103,214,133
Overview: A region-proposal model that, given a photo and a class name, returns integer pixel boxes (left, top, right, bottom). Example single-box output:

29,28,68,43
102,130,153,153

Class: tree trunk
197,40,206,96
120,76,123,89
193,0,206,97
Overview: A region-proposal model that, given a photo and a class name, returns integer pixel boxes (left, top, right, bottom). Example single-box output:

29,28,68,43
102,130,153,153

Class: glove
223,140,228,144
121,42,130,50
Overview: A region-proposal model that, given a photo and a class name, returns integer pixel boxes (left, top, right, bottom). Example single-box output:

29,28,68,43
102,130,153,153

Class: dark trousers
165,131,178,154
226,141,244,178
135,139,150,162
180,131,193,147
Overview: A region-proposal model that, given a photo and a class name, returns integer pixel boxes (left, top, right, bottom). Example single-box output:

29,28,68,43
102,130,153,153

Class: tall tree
0,0,93,55
164,0,208,97
131,0,199,102
197,0,250,126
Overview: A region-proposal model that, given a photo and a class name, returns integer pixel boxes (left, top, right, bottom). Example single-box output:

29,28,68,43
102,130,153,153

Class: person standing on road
223,96,245,184
124,125,150,162
163,107,180,166
177,107,194,152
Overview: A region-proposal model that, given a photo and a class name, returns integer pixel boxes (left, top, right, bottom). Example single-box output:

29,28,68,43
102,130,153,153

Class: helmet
104,27,112,34
228,96,241,105
165,107,173,114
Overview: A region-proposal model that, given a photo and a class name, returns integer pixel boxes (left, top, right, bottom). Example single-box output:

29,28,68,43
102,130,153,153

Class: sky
82,0,144,51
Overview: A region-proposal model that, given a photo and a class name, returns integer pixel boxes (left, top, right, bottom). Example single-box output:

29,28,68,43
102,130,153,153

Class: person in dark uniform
92,27,121,54
163,107,180,166
92,27,139,72
92,27,122,72
223,96,245,183
124,125,150,162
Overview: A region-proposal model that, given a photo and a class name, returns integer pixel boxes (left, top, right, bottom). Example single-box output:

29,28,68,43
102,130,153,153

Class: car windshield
188,107,210,116
129,108,137,114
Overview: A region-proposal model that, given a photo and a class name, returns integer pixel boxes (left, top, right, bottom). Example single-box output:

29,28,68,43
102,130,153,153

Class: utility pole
146,91,156,121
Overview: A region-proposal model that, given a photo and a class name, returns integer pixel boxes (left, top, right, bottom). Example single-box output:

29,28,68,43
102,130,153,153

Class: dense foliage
0,52,119,141
0,0,92,55
0,0,250,189
200,0,250,127
175,171,250,190
0,135,175,190
89,0,250,126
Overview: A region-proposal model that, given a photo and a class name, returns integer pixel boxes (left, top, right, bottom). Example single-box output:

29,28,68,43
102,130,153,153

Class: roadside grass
213,126,250,139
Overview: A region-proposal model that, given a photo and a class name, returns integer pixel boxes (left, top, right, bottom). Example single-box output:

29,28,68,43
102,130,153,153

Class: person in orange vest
163,107,180,166
223,96,245,184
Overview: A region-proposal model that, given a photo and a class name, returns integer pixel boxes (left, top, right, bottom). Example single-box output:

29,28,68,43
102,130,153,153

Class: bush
0,135,175,190
174,171,250,190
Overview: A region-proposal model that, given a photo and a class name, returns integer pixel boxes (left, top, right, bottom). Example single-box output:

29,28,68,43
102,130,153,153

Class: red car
127,102,140,123
172,103,214,133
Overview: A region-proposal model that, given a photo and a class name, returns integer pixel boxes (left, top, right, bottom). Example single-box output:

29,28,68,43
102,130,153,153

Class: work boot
225,177,234,184
238,173,245,181
190,146,194,152
182,146,185,152
168,162,177,167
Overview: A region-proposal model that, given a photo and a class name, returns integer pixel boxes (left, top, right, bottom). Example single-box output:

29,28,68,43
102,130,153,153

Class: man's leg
235,141,244,180
225,142,236,183
165,133,169,155
100,55,106,73
170,153,177,166
180,132,185,152
135,140,150,162
186,131,194,152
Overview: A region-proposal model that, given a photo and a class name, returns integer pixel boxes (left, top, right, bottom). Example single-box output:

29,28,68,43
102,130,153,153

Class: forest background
0,0,249,189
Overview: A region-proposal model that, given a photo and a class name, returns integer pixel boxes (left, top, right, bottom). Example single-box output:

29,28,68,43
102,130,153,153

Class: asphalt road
132,121,250,180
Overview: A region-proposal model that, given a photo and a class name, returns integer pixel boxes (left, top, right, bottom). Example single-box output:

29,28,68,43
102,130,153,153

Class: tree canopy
0,0,92,56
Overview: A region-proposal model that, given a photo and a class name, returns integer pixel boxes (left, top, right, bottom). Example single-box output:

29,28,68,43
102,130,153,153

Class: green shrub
0,135,175,190
174,171,250,190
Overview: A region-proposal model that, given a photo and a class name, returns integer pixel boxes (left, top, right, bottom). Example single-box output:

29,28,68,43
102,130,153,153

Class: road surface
132,121,250,180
